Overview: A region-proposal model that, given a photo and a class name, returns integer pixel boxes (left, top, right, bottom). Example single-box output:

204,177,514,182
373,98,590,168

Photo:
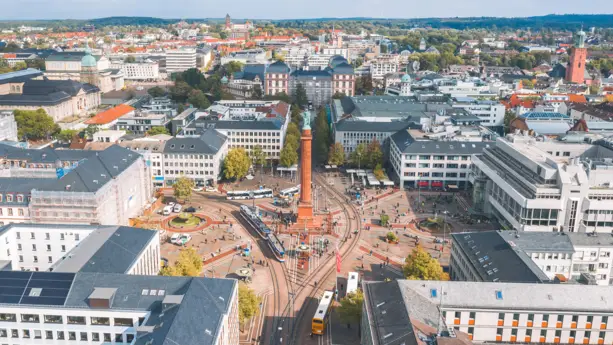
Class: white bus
226,190,251,200
346,272,359,296
252,188,273,199
279,185,300,199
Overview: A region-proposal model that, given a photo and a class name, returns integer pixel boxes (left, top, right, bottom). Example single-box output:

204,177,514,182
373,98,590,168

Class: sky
2,0,613,20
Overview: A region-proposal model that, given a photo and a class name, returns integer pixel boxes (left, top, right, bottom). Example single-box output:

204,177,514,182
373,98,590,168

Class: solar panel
0,271,75,307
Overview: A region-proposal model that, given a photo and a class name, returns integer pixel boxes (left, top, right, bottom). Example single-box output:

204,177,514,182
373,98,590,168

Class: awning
418,181,429,187
447,184,459,189
432,181,443,187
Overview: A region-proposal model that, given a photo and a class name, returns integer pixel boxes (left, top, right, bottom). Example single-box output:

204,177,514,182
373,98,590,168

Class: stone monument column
297,111,313,220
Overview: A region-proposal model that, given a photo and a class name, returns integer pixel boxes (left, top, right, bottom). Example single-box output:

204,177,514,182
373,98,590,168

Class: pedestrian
379,263,383,269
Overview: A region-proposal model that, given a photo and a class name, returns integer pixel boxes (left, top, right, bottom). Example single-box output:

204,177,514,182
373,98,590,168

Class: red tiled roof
568,94,587,103
85,104,135,125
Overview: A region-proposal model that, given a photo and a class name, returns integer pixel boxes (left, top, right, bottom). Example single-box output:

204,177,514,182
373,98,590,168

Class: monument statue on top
301,111,311,130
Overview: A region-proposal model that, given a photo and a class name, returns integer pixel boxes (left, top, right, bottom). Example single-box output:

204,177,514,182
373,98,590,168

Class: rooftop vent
88,287,117,309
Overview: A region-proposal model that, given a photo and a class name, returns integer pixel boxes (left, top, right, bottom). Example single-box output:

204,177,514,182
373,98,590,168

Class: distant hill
88,17,175,26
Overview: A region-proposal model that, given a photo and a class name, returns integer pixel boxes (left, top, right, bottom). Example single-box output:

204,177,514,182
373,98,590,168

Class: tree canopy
328,143,345,166
238,283,261,326
350,143,367,168
337,290,364,326
147,86,166,98
366,138,384,169
223,148,251,180
313,108,331,163
249,145,267,167
160,247,202,276
188,89,211,109
403,245,448,280
55,129,78,143
14,109,60,141
293,83,308,109
146,126,170,136
280,143,299,167
173,176,195,202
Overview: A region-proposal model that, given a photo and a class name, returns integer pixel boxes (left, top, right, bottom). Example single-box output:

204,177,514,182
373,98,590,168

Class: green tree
313,108,330,163
249,145,267,168
332,91,346,99
147,86,166,98
380,213,390,226
403,245,447,280
290,106,302,126
350,143,367,169
222,61,244,75
328,143,345,166
169,81,192,103
147,126,170,136
286,122,301,139
503,110,516,133
180,68,206,88
188,89,211,109
238,283,261,328
280,143,299,167
223,148,251,180
264,91,291,104
337,290,364,330
251,84,263,100
14,109,60,141
55,129,78,143
293,83,308,109
124,55,136,63
160,247,202,276
219,31,228,40
373,163,385,180
366,138,383,169
173,176,195,202
83,125,100,139
355,76,373,95
12,61,27,71
284,133,300,150
386,231,398,242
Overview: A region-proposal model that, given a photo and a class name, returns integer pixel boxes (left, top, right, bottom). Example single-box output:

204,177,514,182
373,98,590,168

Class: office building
0,144,152,226
362,280,613,345
451,230,613,285
470,133,613,233
0,271,238,345
0,223,159,275
369,54,399,81
452,97,506,127
166,48,197,74
120,61,160,81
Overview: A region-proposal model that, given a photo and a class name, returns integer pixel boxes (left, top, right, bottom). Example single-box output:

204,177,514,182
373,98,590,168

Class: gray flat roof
398,280,613,313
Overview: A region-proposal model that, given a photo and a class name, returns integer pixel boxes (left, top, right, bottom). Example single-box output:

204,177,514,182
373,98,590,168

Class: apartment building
114,112,167,135
175,100,290,161
451,230,613,285
0,272,239,345
470,134,613,233
264,61,291,96
451,97,506,127
362,280,613,345
369,54,399,81
0,223,159,275
165,48,197,74
0,144,152,226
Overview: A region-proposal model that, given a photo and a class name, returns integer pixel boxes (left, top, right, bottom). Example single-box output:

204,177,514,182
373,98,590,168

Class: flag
335,241,341,274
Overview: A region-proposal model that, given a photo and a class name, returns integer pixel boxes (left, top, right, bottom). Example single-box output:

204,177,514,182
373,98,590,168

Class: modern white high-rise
471,133,613,233
452,98,506,127
165,48,197,74
120,61,160,80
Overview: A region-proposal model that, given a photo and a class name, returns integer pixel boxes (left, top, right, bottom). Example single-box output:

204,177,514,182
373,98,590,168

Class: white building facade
165,48,197,74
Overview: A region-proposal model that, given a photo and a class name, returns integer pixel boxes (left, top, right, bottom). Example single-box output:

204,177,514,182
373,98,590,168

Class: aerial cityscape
1,5,613,345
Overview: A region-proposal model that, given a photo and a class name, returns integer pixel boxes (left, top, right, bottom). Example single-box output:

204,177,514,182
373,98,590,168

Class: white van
162,206,173,216
173,204,182,213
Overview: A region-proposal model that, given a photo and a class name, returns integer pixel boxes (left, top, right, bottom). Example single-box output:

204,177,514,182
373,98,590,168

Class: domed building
44,41,124,93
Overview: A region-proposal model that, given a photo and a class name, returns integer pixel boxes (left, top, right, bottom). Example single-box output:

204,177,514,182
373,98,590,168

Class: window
0,328,6,337
44,315,62,324
21,314,39,323
61,245,66,252
104,333,111,342
555,330,561,337
0,314,15,322
115,333,123,342
469,312,476,319
558,315,564,322
512,329,518,336
514,313,520,320
603,316,609,325
11,329,18,338
114,318,134,327
572,315,578,322
541,330,547,337
57,331,65,340
22,329,30,339
571,331,576,338
127,333,135,342
92,333,100,341
497,328,503,335
45,233,50,240
67,316,86,325
18,255,23,262
91,317,110,326
34,330,41,339
48,256,53,263
80,332,87,341
32,244,36,251
527,329,533,336
45,330,53,339
543,315,549,322
30,232,35,239
528,314,534,321
68,331,76,340
588,316,594,323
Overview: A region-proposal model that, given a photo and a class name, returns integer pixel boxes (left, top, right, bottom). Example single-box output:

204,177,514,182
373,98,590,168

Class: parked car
162,206,173,216
177,234,192,245
193,186,203,192
170,233,181,244
184,207,196,213
205,187,217,192
167,202,176,208
173,204,182,213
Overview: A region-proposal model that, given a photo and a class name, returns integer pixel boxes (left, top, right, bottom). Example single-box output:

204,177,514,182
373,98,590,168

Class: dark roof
290,69,332,79
0,79,99,107
16,48,59,59
0,178,55,205
391,130,491,154
451,231,550,283
188,119,283,131
164,129,227,154
330,61,354,74
266,60,290,74
78,226,157,274
0,68,43,85
233,63,266,81
363,281,417,345
46,51,101,62
63,273,236,345
335,119,412,133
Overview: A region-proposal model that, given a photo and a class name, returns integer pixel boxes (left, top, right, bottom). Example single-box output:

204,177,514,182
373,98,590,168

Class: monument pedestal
297,202,313,219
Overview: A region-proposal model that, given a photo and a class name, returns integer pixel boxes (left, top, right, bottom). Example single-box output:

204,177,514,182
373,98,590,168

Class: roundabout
164,213,213,233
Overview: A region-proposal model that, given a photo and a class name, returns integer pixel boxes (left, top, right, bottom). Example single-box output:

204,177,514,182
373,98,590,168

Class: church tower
566,29,587,84
80,41,99,87
225,14,231,29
